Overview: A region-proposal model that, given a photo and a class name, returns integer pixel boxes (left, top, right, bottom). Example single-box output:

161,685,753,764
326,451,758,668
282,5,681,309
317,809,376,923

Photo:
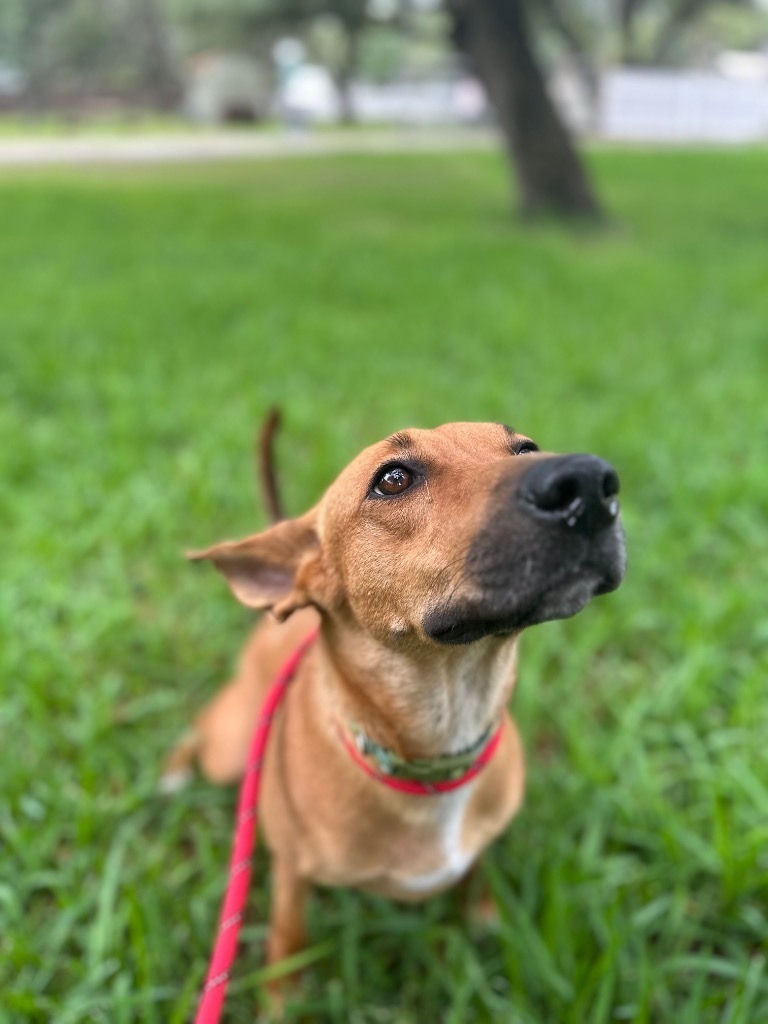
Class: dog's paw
158,766,194,794
159,729,200,794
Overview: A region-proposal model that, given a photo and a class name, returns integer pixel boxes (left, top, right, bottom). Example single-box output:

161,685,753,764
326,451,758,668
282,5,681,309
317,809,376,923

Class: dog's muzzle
423,453,626,645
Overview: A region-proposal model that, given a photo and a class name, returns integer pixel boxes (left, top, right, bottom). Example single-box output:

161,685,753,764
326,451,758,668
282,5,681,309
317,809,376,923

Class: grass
1,145,766,1023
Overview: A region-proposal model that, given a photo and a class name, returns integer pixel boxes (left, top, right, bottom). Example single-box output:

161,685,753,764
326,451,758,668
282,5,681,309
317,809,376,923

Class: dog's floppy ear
188,511,321,621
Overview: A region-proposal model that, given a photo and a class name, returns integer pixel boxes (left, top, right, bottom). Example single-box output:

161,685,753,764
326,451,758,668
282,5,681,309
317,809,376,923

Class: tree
535,0,600,111
4,0,180,112
461,0,764,215
615,0,761,64
175,0,388,123
129,0,181,109
446,0,603,219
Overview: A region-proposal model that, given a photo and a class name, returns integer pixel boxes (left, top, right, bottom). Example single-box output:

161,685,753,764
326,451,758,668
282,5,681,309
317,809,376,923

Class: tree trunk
448,0,602,220
619,0,641,65
133,0,182,110
18,0,56,115
336,22,362,125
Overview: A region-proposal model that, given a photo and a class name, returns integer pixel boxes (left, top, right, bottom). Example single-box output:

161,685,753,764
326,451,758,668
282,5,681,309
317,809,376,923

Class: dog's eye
513,440,539,455
372,465,415,496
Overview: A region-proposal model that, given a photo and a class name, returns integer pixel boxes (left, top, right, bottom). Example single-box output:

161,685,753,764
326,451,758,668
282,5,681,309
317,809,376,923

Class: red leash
193,629,503,1022
193,629,318,1024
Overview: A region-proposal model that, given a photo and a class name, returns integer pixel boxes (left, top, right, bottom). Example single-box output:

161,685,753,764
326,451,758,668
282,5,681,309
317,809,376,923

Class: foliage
1,147,767,1022
4,0,765,116
535,0,767,72
170,0,445,118
1,0,178,107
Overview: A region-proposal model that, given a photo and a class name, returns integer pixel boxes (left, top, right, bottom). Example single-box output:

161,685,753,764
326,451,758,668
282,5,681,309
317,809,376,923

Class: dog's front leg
455,860,500,932
266,856,310,964
263,857,310,1017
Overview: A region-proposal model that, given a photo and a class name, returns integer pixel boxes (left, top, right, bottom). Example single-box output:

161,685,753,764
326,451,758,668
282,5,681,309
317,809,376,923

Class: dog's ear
188,511,322,621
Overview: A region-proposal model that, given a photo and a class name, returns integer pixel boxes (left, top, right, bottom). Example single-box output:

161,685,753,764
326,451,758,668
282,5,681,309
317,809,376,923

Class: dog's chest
387,786,476,896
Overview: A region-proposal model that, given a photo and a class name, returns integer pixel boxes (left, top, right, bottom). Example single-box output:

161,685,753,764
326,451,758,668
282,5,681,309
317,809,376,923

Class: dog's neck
316,623,519,759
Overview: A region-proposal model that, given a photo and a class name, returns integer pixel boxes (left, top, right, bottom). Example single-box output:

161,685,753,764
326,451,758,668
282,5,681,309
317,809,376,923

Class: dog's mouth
421,548,626,643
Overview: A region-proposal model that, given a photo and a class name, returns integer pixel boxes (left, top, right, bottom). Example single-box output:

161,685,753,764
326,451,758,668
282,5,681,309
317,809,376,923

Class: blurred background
2,0,768,144
2,2,767,1023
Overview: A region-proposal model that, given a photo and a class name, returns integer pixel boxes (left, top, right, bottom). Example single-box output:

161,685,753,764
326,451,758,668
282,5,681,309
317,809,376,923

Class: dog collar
338,717,504,796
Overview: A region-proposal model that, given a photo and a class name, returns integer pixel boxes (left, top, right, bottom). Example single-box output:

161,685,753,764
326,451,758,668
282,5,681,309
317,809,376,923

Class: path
0,128,495,167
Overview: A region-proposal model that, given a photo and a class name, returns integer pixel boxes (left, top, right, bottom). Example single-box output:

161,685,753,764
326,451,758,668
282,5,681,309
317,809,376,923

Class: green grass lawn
1,147,766,1023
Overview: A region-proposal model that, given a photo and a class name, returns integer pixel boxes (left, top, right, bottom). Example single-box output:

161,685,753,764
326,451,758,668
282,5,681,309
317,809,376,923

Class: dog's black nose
520,454,620,532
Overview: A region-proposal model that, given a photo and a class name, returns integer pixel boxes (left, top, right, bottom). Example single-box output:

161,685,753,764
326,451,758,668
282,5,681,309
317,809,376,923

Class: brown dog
169,421,625,977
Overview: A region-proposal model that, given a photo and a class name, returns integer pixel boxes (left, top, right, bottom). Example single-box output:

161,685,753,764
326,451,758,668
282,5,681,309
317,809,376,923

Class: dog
168,420,625,981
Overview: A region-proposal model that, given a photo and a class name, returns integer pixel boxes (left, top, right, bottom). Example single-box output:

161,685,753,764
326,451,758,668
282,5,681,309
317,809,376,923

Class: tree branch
537,0,599,102
652,0,719,64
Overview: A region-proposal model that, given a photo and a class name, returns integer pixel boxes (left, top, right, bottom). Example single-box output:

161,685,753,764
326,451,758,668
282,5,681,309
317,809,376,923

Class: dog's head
192,423,625,646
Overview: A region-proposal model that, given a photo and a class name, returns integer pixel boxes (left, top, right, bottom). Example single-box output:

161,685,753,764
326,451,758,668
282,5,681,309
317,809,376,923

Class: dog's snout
520,454,620,531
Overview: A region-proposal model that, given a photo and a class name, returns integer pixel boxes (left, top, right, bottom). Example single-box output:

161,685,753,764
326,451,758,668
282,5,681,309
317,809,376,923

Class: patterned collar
338,717,504,795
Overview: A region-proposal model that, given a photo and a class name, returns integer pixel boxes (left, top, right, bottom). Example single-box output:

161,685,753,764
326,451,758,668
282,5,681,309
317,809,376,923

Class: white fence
351,78,484,126
349,68,768,143
601,69,768,142
185,57,768,142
